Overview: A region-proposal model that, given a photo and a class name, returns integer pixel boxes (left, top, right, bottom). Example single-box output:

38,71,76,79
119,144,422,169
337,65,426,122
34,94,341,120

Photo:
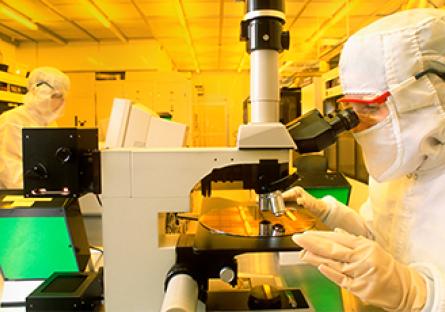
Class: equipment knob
281,31,290,50
25,163,48,179
219,267,235,284
55,147,72,164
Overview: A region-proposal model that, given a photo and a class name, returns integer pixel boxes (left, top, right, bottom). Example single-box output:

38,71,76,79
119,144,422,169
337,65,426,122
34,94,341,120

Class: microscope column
241,0,289,123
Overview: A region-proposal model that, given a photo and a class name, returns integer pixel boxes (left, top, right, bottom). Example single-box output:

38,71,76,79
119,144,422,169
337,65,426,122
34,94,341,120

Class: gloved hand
283,186,372,237
292,229,427,312
282,186,332,221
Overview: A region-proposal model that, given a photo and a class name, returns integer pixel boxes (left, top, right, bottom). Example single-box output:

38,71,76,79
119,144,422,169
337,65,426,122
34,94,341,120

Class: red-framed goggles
337,91,391,106
337,67,445,106
336,67,445,131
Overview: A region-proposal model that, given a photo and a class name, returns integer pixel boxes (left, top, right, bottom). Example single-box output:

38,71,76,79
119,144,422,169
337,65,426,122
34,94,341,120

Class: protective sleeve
320,195,375,239
0,121,24,189
413,263,445,312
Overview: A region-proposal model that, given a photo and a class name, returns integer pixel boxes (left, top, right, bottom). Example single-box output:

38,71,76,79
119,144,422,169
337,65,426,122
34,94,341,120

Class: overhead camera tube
240,0,290,123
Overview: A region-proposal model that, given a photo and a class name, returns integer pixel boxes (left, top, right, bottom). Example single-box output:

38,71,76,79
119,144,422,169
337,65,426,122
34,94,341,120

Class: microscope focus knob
248,284,282,310
55,147,73,164
219,267,235,284
25,163,48,179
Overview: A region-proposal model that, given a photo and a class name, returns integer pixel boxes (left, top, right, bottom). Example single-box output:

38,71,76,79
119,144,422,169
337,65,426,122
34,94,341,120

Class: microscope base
206,288,313,311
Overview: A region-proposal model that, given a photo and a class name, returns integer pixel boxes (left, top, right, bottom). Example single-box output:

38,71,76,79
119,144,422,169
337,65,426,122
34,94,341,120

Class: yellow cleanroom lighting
306,0,359,47
82,0,111,28
279,60,294,73
0,5,38,31
237,53,247,72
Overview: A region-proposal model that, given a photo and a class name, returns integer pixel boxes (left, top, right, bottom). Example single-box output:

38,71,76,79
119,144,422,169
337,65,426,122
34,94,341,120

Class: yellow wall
14,40,196,142
0,39,26,75
191,71,250,147
13,41,252,147
16,40,173,72
0,40,16,67
59,71,193,142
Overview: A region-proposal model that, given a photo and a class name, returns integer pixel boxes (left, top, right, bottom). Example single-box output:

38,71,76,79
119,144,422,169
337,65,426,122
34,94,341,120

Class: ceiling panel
223,1,244,17
157,37,189,47
294,1,347,18
0,24,32,41
182,2,220,18
74,20,121,39
138,1,178,18
113,20,152,38
0,21,49,40
0,0,417,72
50,5,92,20
3,0,61,21
92,2,141,20
39,21,91,39
146,18,183,38
188,19,220,38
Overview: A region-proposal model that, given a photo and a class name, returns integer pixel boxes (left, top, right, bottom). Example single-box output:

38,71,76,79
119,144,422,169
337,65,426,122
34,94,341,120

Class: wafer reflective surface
199,205,315,237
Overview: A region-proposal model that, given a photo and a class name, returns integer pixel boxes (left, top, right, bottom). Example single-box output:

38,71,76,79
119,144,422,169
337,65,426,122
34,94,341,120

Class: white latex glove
282,186,331,220
292,229,427,312
283,186,373,238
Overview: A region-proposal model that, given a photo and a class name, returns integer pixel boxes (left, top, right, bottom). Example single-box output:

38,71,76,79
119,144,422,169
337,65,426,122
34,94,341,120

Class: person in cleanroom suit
0,67,70,189
284,9,445,311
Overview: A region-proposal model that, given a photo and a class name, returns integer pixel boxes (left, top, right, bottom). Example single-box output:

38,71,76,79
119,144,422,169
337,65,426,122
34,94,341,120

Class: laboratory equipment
0,190,90,281
20,1,358,311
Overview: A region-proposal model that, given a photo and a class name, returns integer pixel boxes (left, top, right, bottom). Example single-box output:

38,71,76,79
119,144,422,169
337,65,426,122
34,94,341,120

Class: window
95,71,125,81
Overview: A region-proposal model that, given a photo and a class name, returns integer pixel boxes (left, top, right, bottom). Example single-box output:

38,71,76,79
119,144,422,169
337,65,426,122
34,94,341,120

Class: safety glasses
337,67,445,132
36,80,64,100
36,81,54,89
337,93,390,132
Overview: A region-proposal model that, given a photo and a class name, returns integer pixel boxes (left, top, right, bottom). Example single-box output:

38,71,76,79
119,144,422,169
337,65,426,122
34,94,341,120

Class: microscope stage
192,223,303,255
199,205,315,238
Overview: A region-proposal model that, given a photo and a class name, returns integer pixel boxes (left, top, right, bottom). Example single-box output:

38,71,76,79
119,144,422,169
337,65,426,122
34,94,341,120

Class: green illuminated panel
282,264,343,311
0,217,78,280
307,188,350,205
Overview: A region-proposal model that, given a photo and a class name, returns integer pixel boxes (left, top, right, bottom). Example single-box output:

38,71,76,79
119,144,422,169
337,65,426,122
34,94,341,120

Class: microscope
21,1,358,311
156,1,358,311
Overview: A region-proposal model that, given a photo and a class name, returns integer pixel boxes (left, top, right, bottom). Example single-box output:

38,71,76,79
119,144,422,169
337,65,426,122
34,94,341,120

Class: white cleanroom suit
286,9,445,311
0,67,70,189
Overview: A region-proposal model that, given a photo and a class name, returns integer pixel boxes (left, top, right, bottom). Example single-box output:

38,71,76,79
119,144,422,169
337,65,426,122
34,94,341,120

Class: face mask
25,84,65,124
353,102,434,182
353,116,399,182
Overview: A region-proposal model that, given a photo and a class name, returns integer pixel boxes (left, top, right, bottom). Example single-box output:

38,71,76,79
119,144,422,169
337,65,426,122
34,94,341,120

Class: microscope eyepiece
287,108,360,153
327,108,360,135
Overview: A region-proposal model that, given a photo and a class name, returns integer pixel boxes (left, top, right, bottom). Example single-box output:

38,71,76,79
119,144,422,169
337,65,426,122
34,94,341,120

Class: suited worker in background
0,67,70,189
285,9,445,311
